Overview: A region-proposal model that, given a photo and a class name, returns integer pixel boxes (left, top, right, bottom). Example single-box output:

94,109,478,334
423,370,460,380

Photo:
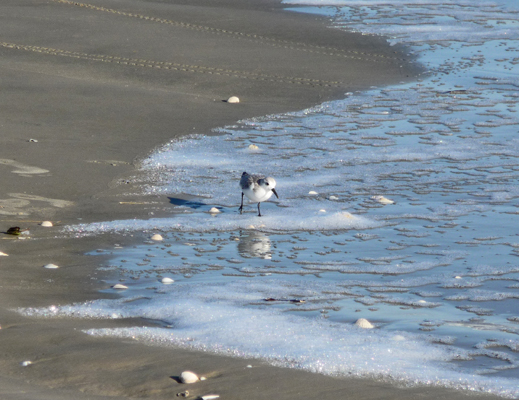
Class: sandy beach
0,0,504,399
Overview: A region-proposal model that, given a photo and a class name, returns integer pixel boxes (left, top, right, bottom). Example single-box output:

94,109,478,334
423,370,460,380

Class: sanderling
239,171,279,217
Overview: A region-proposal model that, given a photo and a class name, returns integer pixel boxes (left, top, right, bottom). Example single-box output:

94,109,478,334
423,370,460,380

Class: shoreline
0,1,502,399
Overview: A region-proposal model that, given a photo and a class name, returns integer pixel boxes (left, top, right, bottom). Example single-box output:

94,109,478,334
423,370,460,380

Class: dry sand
0,0,502,399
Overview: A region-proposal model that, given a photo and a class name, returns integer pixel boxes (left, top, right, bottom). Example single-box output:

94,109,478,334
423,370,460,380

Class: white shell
199,376,207,381
112,284,128,289
43,263,59,269
329,195,339,200
209,207,221,214
40,221,53,227
318,209,326,213
371,195,395,205
417,300,427,304
200,395,220,400
21,361,33,367
180,371,199,384
161,277,175,284
151,234,163,241
354,318,375,329
0,252,8,256
227,96,240,103
455,275,462,279
248,144,259,150
308,191,318,195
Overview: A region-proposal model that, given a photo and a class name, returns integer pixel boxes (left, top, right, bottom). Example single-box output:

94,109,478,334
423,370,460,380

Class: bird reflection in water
237,231,272,259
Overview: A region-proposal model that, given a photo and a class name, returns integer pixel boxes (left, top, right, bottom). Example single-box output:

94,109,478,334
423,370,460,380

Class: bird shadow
168,197,206,209
169,376,182,384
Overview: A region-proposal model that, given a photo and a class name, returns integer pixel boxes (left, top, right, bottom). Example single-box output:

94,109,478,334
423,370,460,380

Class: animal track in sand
51,0,406,64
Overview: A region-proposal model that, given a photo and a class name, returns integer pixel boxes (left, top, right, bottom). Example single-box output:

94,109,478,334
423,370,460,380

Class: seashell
21,361,32,366
199,376,207,381
371,195,395,205
40,221,53,227
28,138,38,143
248,144,259,150
43,263,59,269
151,234,163,241
454,276,462,279
318,209,326,213
308,191,318,195
354,318,375,329
329,195,339,200
208,207,221,214
176,391,189,397
227,96,240,103
161,277,175,284
0,251,8,256
112,284,128,289
200,395,220,400
180,371,199,384
417,300,427,304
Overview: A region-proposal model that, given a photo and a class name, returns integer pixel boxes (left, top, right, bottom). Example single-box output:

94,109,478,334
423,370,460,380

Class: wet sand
0,0,502,399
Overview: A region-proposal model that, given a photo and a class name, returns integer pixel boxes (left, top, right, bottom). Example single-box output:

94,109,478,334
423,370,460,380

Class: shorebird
239,171,278,217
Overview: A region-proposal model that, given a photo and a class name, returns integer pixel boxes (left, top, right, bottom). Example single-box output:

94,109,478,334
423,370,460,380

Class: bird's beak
272,188,279,199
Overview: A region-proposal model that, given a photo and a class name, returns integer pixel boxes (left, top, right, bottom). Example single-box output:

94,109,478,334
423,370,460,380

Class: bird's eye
265,182,269,186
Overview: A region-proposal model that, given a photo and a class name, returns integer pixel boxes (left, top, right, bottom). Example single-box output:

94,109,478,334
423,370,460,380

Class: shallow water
20,0,519,397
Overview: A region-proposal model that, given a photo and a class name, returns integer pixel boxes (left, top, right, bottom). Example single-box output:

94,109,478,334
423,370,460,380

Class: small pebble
227,96,240,103
161,277,175,284
151,234,163,241
40,221,53,227
308,191,318,195
21,361,32,367
209,207,221,214
43,264,59,269
180,371,199,384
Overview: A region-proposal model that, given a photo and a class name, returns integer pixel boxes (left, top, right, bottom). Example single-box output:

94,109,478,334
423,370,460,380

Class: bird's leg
257,202,262,217
239,192,244,214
